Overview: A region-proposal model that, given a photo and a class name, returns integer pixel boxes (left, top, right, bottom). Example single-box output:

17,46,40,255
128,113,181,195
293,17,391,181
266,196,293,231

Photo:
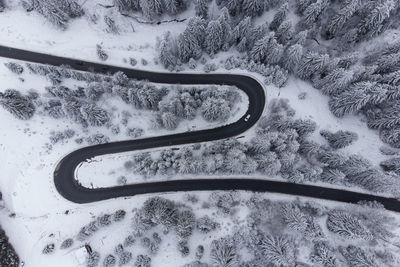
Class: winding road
1,45,400,212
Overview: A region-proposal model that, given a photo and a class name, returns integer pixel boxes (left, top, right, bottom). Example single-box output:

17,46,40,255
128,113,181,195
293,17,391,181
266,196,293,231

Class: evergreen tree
302,0,329,27
210,237,238,267
4,62,24,74
260,234,295,267
161,112,179,130
96,45,108,61
358,0,396,39
340,245,378,267
159,31,178,68
320,129,358,149
269,2,288,31
327,210,372,240
178,17,206,62
0,89,35,120
275,20,293,44
310,242,339,267
231,16,252,44
80,104,110,127
134,254,151,267
297,52,329,79
327,0,360,36
139,0,163,19
283,44,303,72
195,0,208,18
201,98,230,121
242,0,264,17
205,20,224,54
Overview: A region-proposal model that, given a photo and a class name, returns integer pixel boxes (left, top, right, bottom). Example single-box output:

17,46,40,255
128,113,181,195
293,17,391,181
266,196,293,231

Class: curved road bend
1,46,399,212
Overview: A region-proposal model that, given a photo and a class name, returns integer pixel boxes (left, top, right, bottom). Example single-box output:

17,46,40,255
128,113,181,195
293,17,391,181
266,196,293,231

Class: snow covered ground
0,2,398,266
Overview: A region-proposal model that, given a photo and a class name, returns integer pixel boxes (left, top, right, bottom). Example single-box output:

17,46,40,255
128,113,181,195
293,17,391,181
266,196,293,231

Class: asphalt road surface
1,45,399,212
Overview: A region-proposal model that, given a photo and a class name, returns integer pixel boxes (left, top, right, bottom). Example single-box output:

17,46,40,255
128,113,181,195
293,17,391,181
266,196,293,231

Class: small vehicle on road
244,114,251,122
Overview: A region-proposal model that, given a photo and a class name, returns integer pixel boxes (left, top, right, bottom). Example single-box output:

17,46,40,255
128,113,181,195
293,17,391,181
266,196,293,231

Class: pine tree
310,242,339,267
340,245,378,267
297,52,329,79
205,20,224,54
86,251,100,267
328,82,373,117
327,210,372,240
302,0,329,27
260,234,295,267
60,238,73,249
283,44,303,72
176,210,196,241
242,0,264,17
4,62,24,74
232,16,252,44
0,89,35,120
210,237,238,267
195,0,208,18
134,254,151,267
80,104,110,126
201,98,230,121
269,2,288,31
103,254,116,267
320,129,358,149
327,0,360,36
178,17,206,62
317,68,354,96
159,32,178,68
139,0,163,19
358,0,396,39
275,20,293,44
161,112,179,130
96,45,108,61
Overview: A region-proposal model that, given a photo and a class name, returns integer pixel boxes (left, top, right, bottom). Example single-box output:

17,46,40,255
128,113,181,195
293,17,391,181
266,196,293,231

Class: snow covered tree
196,215,219,233
328,83,372,117
201,98,230,122
232,16,251,45
205,20,224,54
210,237,238,267
340,245,378,267
0,89,35,120
178,17,206,63
260,234,295,267
161,112,179,130
96,44,108,61
134,254,151,267
195,0,208,18
327,210,373,240
269,2,288,31
86,251,100,267
380,157,400,175
297,52,329,79
283,44,303,72
302,0,329,27
4,62,23,74
358,0,396,39
142,197,178,229
250,33,283,64
317,68,354,96
327,0,360,37
60,238,73,249
296,0,313,14
320,130,358,149
80,104,110,127
158,31,179,68
139,0,163,19
242,0,264,17
320,168,346,184
42,243,55,254
104,16,119,34
255,152,282,175
310,242,339,267
103,254,116,267
176,210,196,241
275,20,293,44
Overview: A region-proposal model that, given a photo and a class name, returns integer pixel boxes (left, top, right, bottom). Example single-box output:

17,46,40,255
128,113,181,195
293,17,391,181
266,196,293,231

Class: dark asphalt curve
1,45,400,212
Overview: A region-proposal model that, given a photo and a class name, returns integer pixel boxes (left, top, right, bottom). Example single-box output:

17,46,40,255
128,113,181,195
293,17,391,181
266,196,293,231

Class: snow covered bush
4,62,23,74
